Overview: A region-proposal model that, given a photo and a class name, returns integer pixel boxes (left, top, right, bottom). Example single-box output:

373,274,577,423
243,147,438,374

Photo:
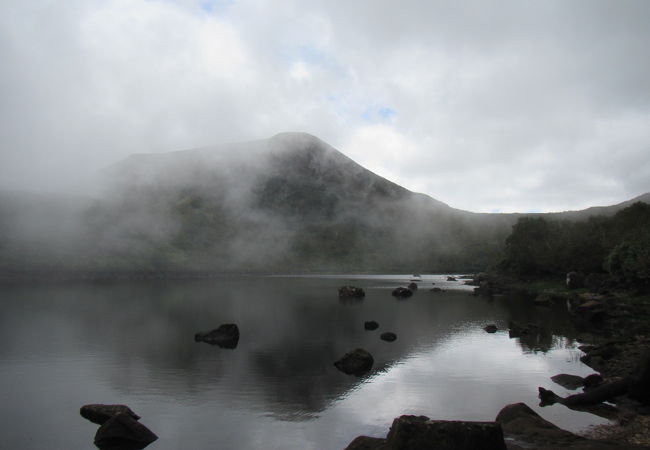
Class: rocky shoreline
344,273,650,449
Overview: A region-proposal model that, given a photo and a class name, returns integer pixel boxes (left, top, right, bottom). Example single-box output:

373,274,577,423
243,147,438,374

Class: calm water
0,275,607,449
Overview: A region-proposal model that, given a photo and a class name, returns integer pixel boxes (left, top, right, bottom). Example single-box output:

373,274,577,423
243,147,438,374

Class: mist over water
0,275,607,449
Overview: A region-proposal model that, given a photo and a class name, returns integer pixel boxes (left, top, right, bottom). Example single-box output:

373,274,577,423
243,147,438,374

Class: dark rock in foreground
344,415,507,450
496,402,647,449
392,287,413,298
380,332,397,342
194,323,240,349
339,286,366,299
334,348,374,376
447,276,457,281
80,404,141,425
365,320,379,330
407,282,418,291
484,324,498,333
94,412,158,450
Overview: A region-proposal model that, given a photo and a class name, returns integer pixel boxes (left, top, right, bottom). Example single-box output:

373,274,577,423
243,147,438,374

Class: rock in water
484,324,498,333
392,287,413,298
345,415,507,450
80,404,141,425
94,412,158,450
550,373,585,390
334,348,374,376
380,332,397,342
364,320,379,330
407,282,418,291
194,323,240,349
339,286,366,299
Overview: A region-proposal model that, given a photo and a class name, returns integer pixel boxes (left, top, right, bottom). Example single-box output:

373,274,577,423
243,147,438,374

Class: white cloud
1,0,649,212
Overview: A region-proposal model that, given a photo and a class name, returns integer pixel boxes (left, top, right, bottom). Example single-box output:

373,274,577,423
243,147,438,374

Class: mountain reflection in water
0,275,607,449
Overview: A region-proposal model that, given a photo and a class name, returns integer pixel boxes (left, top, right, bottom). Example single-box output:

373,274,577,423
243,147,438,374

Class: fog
0,132,517,275
1,1,649,212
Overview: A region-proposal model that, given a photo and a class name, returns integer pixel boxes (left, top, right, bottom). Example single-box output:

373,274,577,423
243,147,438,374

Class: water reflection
0,275,606,450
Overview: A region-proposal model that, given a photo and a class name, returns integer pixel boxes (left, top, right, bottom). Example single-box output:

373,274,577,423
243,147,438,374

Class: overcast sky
1,0,649,212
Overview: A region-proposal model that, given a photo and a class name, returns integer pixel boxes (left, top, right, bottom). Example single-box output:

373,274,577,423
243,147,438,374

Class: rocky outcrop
344,415,507,450
194,323,240,349
334,348,374,376
339,286,366,299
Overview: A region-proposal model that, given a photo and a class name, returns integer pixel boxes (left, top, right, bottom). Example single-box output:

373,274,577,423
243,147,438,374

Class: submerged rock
551,373,585,390
80,404,141,425
345,415,507,450
380,332,397,342
364,320,379,330
94,412,158,450
334,348,374,376
407,282,418,291
339,286,366,299
194,324,240,349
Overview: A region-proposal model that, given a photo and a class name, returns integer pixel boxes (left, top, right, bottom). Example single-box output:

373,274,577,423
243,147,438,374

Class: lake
0,274,607,449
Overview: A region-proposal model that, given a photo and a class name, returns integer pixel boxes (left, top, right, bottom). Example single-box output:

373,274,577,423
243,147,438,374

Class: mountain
0,132,648,275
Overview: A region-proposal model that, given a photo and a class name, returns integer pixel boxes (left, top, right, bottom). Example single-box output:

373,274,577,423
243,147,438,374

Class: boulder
94,412,158,450
339,286,366,299
446,276,457,281
495,403,579,448
566,271,585,289
194,324,240,349
392,287,413,298
380,332,397,342
551,373,585,390
364,320,379,331
344,436,386,450
80,404,141,425
344,415,507,450
334,348,374,376
484,324,498,333
407,282,418,291
497,402,647,449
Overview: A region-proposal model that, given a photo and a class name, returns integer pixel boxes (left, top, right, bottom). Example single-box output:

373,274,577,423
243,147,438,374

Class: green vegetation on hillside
498,202,650,284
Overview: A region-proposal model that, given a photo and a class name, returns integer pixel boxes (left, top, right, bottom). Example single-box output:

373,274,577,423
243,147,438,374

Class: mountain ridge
1,132,648,274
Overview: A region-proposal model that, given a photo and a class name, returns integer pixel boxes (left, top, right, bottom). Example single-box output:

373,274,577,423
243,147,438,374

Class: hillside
0,132,648,276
